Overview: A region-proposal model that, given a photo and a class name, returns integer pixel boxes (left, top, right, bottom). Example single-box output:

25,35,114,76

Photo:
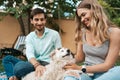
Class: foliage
52,0,77,19
0,0,79,35
105,0,120,27
0,12,7,21
99,0,116,19
113,18,120,27
98,0,120,27
105,0,120,8
1,0,78,19
0,60,4,71
0,0,120,35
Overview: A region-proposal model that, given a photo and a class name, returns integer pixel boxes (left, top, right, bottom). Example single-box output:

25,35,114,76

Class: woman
64,0,120,80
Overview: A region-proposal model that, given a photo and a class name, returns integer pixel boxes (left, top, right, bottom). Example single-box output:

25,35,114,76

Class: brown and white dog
22,47,81,80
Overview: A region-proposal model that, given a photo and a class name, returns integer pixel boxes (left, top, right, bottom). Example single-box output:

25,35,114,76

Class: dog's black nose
67,49,70,53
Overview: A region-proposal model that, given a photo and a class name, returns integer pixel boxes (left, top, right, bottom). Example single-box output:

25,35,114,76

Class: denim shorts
14,60,49,78
64,66,120,80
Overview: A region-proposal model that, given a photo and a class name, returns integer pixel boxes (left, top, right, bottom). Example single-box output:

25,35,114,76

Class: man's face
31,13,46,31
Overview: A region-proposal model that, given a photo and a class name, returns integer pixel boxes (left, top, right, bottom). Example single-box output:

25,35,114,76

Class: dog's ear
50,50,56,59
67,49,75,58
71,52,75,58
50,48,61,57
57,48,61,50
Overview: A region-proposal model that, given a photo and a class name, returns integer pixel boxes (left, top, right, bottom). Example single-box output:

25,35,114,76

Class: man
13,8,62,79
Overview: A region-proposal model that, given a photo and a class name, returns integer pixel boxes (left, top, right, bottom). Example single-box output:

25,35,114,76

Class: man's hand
35,65,46,77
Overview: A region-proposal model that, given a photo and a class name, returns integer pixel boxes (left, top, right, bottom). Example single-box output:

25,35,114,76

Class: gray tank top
82,29,110,66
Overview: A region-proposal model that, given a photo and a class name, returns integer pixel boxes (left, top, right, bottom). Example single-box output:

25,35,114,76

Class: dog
22,47,81,80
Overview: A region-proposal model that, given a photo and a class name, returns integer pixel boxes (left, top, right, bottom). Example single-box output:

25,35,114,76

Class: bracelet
33,62,40,69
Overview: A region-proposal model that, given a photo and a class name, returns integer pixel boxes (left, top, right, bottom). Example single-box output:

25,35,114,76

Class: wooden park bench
0,35,26,80
0,35,26,59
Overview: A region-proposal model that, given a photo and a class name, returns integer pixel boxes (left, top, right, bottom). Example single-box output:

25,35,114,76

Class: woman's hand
64,63,81,78
35,65,46,77
65,70,80,78
64,63,81,70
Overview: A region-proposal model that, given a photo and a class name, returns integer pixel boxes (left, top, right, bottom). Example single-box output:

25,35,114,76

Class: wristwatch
81,65,86,73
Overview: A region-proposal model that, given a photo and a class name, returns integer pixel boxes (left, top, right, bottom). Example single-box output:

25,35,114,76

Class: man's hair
30,8,47,19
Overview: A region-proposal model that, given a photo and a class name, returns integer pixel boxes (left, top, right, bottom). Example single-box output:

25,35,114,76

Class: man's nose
37,20,43,24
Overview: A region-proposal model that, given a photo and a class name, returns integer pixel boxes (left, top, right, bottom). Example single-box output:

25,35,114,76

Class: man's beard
36,27,45,33
37,28,44,32
35,24,45,32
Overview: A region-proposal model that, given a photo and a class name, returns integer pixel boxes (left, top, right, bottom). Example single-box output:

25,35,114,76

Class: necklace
85,31,101,46
92,39,97,46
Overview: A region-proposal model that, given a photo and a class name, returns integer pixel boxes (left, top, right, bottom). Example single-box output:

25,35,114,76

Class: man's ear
30,19,33,24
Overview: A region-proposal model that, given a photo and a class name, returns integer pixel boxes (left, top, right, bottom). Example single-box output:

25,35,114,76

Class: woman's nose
81,17,84,22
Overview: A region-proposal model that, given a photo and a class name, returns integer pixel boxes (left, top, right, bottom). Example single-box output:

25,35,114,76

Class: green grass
0,57,120,72
115,57,120,66
0,56,27,72
0,60,4,72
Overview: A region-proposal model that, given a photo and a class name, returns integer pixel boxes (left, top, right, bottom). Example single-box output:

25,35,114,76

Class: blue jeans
64,66,120,80
14,60,49,78
2,55,49,79
64,73,93,80
14,61,35,78
2,55,21,78
94,66,120,80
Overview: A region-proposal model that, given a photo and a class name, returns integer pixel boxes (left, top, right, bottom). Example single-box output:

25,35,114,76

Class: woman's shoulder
109,27,120,39
110,27,120,34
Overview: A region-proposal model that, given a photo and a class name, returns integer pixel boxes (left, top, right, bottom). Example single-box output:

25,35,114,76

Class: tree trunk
17,16,25,35
27,9,31,34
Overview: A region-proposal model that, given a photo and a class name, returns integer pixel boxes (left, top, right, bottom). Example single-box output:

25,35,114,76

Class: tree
98,0,120,27
105,0,120,27
1,0,119,35
0,0,78,35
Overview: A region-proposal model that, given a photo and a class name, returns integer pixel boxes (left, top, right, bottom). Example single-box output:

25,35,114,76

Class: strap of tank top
82,28,111,43
107,27,112,35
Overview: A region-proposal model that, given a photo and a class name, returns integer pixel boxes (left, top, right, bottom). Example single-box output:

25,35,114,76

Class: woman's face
77,8,91,27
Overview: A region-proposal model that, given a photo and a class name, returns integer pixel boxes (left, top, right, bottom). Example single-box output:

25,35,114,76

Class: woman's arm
75,41,85,63
64,28,120,73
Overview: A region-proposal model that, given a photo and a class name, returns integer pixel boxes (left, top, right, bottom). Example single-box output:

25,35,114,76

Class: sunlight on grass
0,57,120,72
0,60,4,72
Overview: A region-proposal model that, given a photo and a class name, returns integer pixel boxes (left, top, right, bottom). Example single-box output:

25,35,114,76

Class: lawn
0,60,4,72
115,57,120,66
0,57,120,72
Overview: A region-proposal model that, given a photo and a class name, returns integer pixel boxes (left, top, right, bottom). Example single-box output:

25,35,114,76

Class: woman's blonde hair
75,0,116,43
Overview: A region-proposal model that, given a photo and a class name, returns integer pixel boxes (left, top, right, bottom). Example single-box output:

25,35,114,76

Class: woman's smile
77,8,91,27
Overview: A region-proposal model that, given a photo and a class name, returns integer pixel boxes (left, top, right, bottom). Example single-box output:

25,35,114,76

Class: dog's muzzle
62,49,71,57
63,53,70,58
